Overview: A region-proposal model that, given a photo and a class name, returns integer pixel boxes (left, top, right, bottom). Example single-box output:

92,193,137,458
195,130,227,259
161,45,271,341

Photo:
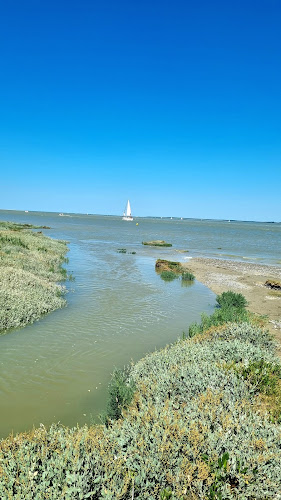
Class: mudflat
184,257,281,349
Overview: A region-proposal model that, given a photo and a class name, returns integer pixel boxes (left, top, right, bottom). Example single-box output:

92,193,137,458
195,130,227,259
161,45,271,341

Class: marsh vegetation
142,240,172,247
0,221,69,334
156,259,195,282
1,291,280,498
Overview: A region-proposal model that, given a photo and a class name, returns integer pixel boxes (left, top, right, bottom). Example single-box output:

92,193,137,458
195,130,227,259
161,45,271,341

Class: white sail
122,200,133,221
126,200,131,216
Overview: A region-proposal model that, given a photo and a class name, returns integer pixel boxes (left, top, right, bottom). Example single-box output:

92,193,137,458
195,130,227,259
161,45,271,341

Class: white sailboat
122,200,133,221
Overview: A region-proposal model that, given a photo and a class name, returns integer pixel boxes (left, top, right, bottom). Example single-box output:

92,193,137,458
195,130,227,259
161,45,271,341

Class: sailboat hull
122,216,134,221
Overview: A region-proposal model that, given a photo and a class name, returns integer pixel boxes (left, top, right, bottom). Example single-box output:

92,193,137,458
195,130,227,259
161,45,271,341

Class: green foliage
0,233,29,248
165,261,182,270
156,261,195,289
60,267,68,278
216,291,248,309
0,221,50,231
203,452,232,499
181,271,195,281
160,270,178,280
103,366,136,422
160,487,174,499
189,291,249,336
238,359,281,395
0,222,69,334
156,259,183,273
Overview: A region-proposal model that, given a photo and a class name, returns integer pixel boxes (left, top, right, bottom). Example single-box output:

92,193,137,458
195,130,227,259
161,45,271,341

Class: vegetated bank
1,292,281,499
142,240,172,247
184,257,281,343
0,221,69,334
155,259,195,282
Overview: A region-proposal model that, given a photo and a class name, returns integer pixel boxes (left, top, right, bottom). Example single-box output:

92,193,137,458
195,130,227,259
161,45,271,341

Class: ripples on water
0,211,280,437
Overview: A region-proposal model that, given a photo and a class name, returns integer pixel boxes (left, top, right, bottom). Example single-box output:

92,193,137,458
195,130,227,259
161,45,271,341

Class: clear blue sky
0,0,280,221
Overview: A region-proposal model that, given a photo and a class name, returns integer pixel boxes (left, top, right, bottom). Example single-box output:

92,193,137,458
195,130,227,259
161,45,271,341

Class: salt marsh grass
0,221,69,333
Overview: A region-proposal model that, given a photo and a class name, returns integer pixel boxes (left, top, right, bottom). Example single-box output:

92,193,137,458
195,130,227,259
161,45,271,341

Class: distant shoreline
184,257,281,348
0,209,280,224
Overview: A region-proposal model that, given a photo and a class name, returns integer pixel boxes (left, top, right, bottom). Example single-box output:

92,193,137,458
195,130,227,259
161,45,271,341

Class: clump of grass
102,366,136,423
188,291,249,337
181,271,195,281
160,270,178,281
216,290,248,309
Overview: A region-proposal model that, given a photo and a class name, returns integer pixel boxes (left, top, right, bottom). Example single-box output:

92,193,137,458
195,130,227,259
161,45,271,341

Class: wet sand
183,258,281,350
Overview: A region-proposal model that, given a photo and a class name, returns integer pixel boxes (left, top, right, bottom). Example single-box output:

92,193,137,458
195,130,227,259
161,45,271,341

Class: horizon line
0,208,279,224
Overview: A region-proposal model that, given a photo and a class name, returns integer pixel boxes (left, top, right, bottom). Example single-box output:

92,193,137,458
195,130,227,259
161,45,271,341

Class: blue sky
0,0,280,221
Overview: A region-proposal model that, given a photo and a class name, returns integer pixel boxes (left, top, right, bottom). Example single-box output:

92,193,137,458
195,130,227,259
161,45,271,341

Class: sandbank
183,257,281,349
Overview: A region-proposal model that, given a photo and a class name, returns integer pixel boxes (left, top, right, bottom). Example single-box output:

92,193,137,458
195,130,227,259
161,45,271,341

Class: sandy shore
183,257,281,349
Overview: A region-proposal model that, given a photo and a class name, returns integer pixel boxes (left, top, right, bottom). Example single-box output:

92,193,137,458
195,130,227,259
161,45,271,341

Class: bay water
0,210,280,438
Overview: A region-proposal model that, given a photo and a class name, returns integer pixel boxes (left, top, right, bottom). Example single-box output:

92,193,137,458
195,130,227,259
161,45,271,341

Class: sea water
0,211,280,437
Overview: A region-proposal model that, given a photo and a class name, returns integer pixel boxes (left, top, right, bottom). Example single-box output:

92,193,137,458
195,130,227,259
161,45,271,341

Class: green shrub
103,366,136,422
181,271,195,281
189,291,249,336
238,359,281,395
160,270,178,281
216,291,248,309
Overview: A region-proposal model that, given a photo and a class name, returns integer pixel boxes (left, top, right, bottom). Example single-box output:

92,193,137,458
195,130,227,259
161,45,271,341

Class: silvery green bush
1,322,281,498
0,222,68,334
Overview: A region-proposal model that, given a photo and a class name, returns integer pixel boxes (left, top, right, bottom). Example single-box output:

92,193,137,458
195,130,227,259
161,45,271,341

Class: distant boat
122,200,133,221
59,213,64,216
